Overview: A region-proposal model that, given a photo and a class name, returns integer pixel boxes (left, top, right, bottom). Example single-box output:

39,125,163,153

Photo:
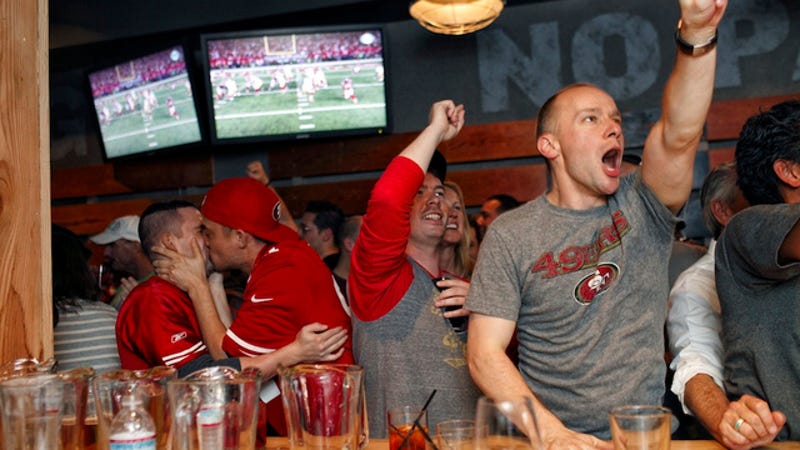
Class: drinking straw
398,389,439,450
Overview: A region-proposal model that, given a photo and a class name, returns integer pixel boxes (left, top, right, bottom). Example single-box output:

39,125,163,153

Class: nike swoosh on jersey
251,295,274,303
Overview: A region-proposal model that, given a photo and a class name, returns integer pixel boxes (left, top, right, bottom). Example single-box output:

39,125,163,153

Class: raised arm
642,0,728,213
246,160,299,233
467,314,612,450
399,100,464,171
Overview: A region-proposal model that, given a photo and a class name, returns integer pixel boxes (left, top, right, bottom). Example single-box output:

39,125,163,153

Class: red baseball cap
201,177,299,244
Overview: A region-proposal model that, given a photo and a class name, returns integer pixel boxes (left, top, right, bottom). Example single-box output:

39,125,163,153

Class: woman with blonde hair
439,181,473,279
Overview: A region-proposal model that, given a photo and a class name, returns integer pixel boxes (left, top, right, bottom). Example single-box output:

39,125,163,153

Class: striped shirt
54,299,121,372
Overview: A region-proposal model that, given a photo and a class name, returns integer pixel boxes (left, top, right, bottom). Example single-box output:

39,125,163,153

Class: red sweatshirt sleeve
349,156,423,321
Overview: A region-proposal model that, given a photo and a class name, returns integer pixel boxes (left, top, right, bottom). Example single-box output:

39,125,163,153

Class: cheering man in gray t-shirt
466,1,729,448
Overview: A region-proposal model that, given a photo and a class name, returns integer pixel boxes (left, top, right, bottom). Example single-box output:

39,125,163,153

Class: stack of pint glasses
0,358,94,450
167,366,262,450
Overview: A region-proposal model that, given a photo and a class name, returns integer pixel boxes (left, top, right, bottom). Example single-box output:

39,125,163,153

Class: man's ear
233,229,249,248
161,234,177,250
710,199,734,228
774,159,800,188
343,236,356,253
320,227,334,243
537,134,559,160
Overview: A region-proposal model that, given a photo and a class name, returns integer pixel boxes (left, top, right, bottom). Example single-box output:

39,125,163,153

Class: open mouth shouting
602,147,622,177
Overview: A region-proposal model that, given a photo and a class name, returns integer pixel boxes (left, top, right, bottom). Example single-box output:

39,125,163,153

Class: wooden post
0,0,51,362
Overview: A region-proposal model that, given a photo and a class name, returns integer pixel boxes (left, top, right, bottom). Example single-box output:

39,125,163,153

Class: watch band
675,19,718,56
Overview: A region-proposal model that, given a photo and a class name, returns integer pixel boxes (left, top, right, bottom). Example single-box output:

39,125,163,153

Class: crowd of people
90,47,188,98
50,0,800,447
207,31,383,69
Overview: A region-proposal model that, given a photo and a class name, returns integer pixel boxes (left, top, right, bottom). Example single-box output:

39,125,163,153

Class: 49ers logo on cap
272,202,282,222
573,263,619,305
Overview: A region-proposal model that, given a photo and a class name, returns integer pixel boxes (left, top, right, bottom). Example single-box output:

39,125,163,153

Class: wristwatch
675,19,718,56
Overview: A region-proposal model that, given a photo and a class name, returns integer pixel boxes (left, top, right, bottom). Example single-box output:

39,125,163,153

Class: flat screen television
87,44,204,159
200,24,390,144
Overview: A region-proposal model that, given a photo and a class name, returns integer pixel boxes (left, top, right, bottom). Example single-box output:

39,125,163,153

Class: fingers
120,276,138,291
721,396,784,448
320,346,346,362
299,322,329,334
151,244,179,259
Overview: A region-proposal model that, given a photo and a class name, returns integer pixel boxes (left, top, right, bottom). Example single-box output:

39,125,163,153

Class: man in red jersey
153,179,354,435
118,200,348,378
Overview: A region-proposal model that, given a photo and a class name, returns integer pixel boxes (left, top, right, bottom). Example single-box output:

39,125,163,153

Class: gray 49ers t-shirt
467,173,676,438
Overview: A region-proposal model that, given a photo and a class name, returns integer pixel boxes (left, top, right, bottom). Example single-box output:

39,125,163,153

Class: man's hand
434,277,470,319
540,426,613,450
718,394,786,450
115,276,139,304
151,238,208,294
246,160,270,185
428,100,465,143
678,0,728,42
291,323,348,364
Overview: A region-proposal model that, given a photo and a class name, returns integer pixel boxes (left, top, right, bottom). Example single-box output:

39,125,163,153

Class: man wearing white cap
89,215,153,309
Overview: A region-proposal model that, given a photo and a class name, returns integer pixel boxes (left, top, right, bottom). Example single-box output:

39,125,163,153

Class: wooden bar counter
262,438,800,450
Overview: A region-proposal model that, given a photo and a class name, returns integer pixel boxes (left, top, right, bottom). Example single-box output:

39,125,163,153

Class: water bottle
109,393,156,450
196,402,224,450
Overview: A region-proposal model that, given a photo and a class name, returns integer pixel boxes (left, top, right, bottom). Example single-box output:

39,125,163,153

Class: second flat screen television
201,25,389,144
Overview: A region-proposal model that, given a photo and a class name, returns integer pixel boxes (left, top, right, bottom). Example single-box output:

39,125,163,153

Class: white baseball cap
89,215,140,244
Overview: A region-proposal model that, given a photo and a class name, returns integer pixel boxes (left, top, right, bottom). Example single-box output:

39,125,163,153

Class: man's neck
406,242,440,276
132,256,154,279
319,246,340,259
332,252,350,280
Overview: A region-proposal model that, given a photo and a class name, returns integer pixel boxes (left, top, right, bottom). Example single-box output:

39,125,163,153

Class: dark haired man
714,99,800,443
300,200,345,270
466,1,728,448
475,194,520,238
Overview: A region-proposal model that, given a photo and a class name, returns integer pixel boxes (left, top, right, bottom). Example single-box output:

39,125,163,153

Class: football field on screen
98,75,202,158
212,67,387,139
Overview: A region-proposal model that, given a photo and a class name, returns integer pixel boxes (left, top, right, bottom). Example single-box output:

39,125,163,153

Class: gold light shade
409,0,505,35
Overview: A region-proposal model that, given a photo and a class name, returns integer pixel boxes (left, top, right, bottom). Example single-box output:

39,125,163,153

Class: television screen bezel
85,40,207,161
199,23,392,146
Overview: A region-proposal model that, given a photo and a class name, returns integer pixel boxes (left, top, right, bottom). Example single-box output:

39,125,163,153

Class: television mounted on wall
87,43,205,160
200,24,390,144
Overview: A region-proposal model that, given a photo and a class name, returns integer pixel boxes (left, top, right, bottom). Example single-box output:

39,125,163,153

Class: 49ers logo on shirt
573,263,619,305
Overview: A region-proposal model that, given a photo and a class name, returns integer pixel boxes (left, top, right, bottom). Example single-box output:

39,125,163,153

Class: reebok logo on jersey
171,331,187,343
268,246,279,254
251,295,274,303
573,263,619,305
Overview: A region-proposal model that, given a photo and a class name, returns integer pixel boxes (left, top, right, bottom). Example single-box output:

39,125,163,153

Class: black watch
675,19,718,56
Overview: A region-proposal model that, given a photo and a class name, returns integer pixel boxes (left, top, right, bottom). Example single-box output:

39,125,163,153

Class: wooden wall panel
114,155,213,191
706,94,799,141
707,148,735,169
0,0,50,362
276,164,548,219
267,120,539,180
267,133,415,179
51,164,132,199
449,164,548,206
52,199,155,237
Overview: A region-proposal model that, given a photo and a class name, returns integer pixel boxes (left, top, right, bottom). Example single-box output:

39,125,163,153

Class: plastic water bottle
196,402,224,450
109,394,156,450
